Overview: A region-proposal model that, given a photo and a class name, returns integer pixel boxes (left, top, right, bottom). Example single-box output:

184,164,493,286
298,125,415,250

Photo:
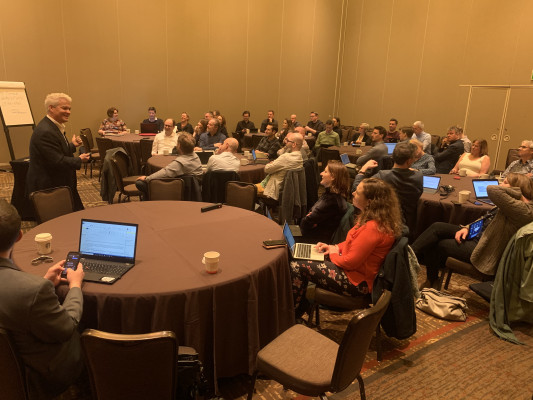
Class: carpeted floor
1,168,532,400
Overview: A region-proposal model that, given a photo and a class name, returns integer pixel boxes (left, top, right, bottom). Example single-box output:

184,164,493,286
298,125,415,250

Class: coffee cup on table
458,169,467,177
240,158,249,166
246,129,250,134
360,142,366,147
163,149,169,156
135,129,140,134
126,128,131,134
480,173,489,179
35,233,52,255
458,190,470,204
202,251,220,274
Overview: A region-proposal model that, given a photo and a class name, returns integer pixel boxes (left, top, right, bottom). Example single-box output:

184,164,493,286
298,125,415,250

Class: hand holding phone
61,252,81,278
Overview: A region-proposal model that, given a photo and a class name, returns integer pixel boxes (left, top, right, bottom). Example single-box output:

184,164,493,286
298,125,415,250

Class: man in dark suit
434,126,464,173
0,200,85,397
26,93,89,211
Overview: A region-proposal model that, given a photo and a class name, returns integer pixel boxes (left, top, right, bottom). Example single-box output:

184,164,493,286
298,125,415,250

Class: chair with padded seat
0,328,28,400
80,133,100,178
491,148,520,176
30,186,74,224
81,329,177,400
95,137,115,180
148,178,184,201
113,150,142,186
139,138,154,174
247,290,391,400
80,128,98,153
225,181,257,210
202,170,240,203
438,256,494,291
109,157,142,203
319,148,341,171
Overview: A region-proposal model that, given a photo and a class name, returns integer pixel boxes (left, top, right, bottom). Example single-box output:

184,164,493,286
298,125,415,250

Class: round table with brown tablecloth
146,154,266,184
105,133,152,174
243,132,316,149
12,201,294,388
328,145,372,164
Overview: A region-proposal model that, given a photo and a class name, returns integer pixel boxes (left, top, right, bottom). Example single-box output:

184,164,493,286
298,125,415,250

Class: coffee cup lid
35,233,52,241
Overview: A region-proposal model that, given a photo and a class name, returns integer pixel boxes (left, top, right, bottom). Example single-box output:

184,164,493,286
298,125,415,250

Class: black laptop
140,122,158,135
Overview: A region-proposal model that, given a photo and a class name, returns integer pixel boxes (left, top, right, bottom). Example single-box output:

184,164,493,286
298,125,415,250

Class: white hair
413,121,424,129
523,140,533,149
44,93,72,110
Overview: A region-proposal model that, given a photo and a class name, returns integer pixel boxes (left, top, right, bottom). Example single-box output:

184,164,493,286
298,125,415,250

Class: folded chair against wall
81,329,177,400
148,178,184,201
0,328,28,400
248,290,391,400
30,186,74,224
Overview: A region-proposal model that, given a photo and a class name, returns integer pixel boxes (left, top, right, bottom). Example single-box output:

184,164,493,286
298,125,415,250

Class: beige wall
1,0,532,168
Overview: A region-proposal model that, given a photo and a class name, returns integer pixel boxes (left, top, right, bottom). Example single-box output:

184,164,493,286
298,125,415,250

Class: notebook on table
140,122,158,135
385,142,397,155
282,222,324,261
78,219,139,284
472,179,498,205
422,176,441,194
340,153,356,169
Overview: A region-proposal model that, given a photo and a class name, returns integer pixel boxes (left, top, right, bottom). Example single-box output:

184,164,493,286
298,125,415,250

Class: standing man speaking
26,93,89,211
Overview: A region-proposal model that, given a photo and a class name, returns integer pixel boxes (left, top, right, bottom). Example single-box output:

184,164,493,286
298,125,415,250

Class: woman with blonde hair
450,139,490,176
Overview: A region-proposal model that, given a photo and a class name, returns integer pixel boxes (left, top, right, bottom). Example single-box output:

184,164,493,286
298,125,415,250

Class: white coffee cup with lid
35,233,53,255
202,251,220,274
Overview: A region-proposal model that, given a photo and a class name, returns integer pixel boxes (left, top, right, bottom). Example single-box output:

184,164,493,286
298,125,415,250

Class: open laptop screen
423,176,441,190
472,179,498,199
79,219,138,262
340,153,350,165
385,142,396,155
282,222,296,250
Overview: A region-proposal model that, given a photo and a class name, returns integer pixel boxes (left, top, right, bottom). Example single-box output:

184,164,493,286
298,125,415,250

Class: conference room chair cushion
30,186,74,224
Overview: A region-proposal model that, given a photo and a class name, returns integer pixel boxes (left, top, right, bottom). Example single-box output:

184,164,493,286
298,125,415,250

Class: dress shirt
151,131,178,155
411,131,432,153
206,151,240,173
502,158,533,178
198,131,226,150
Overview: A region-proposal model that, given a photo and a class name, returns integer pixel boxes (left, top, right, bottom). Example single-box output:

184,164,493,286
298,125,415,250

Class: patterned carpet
1,168,532,400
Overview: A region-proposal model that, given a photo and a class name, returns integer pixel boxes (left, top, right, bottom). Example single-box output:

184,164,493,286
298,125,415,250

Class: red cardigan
329,220,395,291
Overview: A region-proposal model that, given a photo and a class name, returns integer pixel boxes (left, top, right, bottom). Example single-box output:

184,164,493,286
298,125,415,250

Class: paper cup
135,129,140,134
360,142,366,147
343,142,348,146
458,190,470,204
480,173,489,179
163,149,169,156
126,128,131,134
202,251,220,274
458,169,467,177
35,233,52,255
240,158,249,166
246,129,250,134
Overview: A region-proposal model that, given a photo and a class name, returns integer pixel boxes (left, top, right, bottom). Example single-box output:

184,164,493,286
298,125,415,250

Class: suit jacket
434,139,464,174
0,257,83,396
26,116,83,210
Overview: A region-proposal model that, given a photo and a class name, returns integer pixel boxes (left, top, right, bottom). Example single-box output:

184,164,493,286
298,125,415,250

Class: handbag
416,288,468,321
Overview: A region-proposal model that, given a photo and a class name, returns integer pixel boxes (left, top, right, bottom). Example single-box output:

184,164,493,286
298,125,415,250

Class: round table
243,132,316,149
105,133,151,174
329,145,372,164
12,201,294,385
146,154,266,183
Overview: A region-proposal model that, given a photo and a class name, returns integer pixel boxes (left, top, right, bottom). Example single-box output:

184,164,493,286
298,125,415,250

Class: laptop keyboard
82,260,130,276
295,243,311,259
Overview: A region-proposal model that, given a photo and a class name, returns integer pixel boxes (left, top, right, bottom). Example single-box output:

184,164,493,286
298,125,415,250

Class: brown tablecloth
243,133,316,149
107,133,152,174
12,201,294,384
329,145,372,164
146,154,266,184
415,174,493,237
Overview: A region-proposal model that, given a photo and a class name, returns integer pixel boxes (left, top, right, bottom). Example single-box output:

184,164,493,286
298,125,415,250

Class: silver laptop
78,219,138,284
422,175,441,194
283,222,324,261
340,153,356,169
472,179,498,205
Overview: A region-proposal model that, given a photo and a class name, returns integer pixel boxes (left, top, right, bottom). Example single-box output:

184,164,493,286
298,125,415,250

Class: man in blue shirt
195,118,226,151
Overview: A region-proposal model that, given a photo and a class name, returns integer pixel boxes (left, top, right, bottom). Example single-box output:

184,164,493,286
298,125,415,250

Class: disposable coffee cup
126,128,131,134
343,142,348,146
163,149,169,156
246,129,250,134
240,158,249,166
35,233,52,255
360,142,366,147
202,251,220,274
135,129,140,134
356,149,362,155
459,169,467,177
480,173,489,179
458,190,470,204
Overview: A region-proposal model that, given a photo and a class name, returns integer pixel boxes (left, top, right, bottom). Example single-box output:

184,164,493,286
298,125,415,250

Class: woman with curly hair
291,177,403,317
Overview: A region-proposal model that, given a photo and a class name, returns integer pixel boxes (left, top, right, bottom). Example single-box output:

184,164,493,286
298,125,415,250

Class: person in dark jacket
300,160,350,243
434,126,464,173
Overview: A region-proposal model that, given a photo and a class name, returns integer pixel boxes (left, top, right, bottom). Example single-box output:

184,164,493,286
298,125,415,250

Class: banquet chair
95,137,114,180
80,128,98,153
0,328,28,400
303,158,319,209
80,133,100,178
202,170,239,203
30,186,74,224
139,138,154,174
81,329,177,400
320,148,341,171
251,134,263,149
491,148,519,176
148,178,184,201
330,203,355,245
438,257,495,291
430,134,441,155
109,157,142,203
247,290,391,400
225,181,257,210
113,150,142,185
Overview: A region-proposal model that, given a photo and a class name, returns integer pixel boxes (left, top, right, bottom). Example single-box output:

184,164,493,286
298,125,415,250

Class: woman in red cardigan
291,177,403,318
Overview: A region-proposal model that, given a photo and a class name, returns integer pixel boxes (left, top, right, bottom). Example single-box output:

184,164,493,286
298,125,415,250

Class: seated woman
291,178,402,317
193,119,208,145
98,107,127,135
332,116,342,135
300,161,350,243
349,123,372,146
410,139,436,175
276,118,293,143
177,112,194,134
217,115,228,136
412,173,533,288
450,139,490,176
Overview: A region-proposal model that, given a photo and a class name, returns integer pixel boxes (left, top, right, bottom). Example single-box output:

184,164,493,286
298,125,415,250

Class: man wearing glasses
502,140,533,178
151,118,178,155
0,200,85,397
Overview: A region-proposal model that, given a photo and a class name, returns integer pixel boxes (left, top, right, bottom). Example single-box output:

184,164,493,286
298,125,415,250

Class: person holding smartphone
0,200,85,397
412,173,533,289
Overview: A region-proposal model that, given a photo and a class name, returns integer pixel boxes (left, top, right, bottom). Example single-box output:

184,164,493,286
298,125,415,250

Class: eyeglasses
519,146,529,149
31,255,53,265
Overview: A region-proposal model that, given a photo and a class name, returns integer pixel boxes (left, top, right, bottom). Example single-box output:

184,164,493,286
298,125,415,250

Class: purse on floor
416,288,468,321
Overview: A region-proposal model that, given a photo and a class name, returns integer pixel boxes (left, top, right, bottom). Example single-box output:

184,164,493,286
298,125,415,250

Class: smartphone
263,240,286,247
62,251,81,278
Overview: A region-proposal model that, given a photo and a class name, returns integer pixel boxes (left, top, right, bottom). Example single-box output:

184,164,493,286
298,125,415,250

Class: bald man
206,137,240,173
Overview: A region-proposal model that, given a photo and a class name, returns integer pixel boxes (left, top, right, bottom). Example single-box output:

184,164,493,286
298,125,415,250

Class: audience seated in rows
142,106,164,132
411,173,533,289
305,111,325,138
385,118,400,143
300,160,349,243
177,112,194,134
314,120,340,149
349,123,372,146
411,121,431,154
291,178,402,319
502,140,533,177
434,126,464,173
195,118,226,151
260,110,278,132
450,139,490,177
98,107,127,136
206,138,240,173
151,119,178,155
136,133,202,200
355,126,388,169
256,124,281,160
410,139,436,175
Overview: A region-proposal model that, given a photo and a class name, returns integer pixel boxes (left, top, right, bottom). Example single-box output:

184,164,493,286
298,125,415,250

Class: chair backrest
381,155,394,170
505,148,519,168
140,138,154,165
225,181,257,210
96,137,114,159
279,167,307,224
113,151,132,179
149,178,184,201
330,203,354,245
80,128,95,149
30,186,74,224
340,128,351,143
202,170,240,203
81,329,177,400
80,134,91,156
303,158,319,208
251,134,263,149
0,328,28,400
320,148,341,171
330,290,392,392
180,175,202,201
109,158,126,192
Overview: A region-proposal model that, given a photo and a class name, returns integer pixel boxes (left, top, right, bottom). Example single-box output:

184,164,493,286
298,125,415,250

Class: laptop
196,151,214,165
78,219,139,284
340,153,356,169
282,222,324,261
472,179,498,205
385,142,397,155
422,175,441,194
140,122,158,135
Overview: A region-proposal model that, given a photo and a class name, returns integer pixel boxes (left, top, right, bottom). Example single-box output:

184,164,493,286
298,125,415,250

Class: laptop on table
78,219,139,284
385,142,397,155
283,222,324,261
422,175,441,194
340,153,356,169
472,179,499,205
140,122,158,135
